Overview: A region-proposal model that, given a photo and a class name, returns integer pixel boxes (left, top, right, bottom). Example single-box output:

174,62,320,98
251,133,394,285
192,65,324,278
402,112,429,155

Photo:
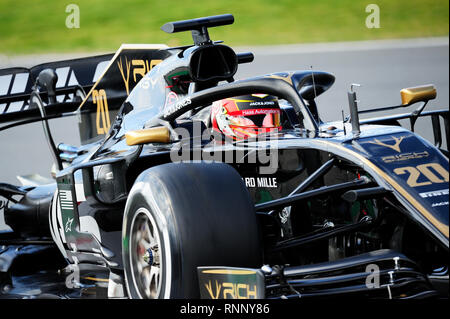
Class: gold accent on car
93,89,110,135
202,269,256,275
78,44,168,110
368,136,405,153
117,57,131,95
400,84,436,105
125,126,171,145
82,276,110,282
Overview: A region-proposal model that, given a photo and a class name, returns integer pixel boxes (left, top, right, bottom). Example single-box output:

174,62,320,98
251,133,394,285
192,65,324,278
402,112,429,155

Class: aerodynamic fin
75,44,171,144
0,44,172,145
0,54,114,124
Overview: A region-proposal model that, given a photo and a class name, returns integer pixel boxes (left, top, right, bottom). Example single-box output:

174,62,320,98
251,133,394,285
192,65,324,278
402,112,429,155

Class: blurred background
0,0,448,186
0,0,448,53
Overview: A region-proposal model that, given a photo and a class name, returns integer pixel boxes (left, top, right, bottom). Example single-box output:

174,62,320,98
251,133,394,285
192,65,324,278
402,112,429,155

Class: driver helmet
211,94,282,140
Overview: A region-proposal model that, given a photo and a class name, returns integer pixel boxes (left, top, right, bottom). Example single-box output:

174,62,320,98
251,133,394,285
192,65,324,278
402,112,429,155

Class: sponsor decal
204,280,258,299
381,151,429,163
59,189,74,210
432,201,449,207
368,136,406,153
420,188,449,198
198,267,265,299
248,101,276,107
244,177,277,188
65,217,74,232
117,57,131,95
117,57,163,95
240,108,278,116
163,97,191,117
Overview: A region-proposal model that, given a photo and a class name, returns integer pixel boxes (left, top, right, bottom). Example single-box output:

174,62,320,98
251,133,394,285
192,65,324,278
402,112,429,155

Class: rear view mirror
37,69,58,104
400,84,436,106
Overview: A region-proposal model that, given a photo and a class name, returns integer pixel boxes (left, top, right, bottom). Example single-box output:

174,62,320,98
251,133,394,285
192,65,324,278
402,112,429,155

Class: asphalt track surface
0,38,448,297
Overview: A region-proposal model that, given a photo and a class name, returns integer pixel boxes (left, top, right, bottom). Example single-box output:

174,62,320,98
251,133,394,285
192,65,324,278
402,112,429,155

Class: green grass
0,0,448,54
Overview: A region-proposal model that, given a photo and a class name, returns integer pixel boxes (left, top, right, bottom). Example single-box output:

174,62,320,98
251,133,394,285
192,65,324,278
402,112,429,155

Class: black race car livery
0,14,448,299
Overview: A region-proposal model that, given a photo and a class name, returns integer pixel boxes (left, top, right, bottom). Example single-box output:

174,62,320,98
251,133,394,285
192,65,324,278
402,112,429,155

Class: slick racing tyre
122,162,261,299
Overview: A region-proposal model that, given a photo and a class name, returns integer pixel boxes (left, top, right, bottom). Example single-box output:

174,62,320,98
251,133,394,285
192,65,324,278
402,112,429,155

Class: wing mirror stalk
354,84,436,133
32,69,63,171
356,84,436,118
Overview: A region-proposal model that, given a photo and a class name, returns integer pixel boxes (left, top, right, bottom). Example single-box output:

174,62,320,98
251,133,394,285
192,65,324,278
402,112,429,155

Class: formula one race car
0,14,448,299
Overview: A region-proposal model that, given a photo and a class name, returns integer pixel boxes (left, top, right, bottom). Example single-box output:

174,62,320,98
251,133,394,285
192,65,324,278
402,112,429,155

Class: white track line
235,37,449,56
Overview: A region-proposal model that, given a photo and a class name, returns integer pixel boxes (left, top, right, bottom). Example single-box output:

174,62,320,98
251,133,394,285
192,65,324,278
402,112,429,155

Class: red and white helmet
211,94,282,140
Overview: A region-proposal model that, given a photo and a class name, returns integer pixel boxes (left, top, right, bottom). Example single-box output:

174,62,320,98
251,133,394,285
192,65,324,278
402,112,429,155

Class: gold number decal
93,89,111,135
393,166,431,187
393,163,449,187
417,163,449,183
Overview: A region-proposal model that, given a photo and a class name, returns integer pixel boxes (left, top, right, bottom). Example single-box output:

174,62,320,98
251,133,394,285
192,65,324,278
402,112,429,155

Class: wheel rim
129,208,163,299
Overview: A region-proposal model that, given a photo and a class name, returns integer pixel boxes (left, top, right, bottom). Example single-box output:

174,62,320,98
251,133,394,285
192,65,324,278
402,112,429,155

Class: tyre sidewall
122,178,181,299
